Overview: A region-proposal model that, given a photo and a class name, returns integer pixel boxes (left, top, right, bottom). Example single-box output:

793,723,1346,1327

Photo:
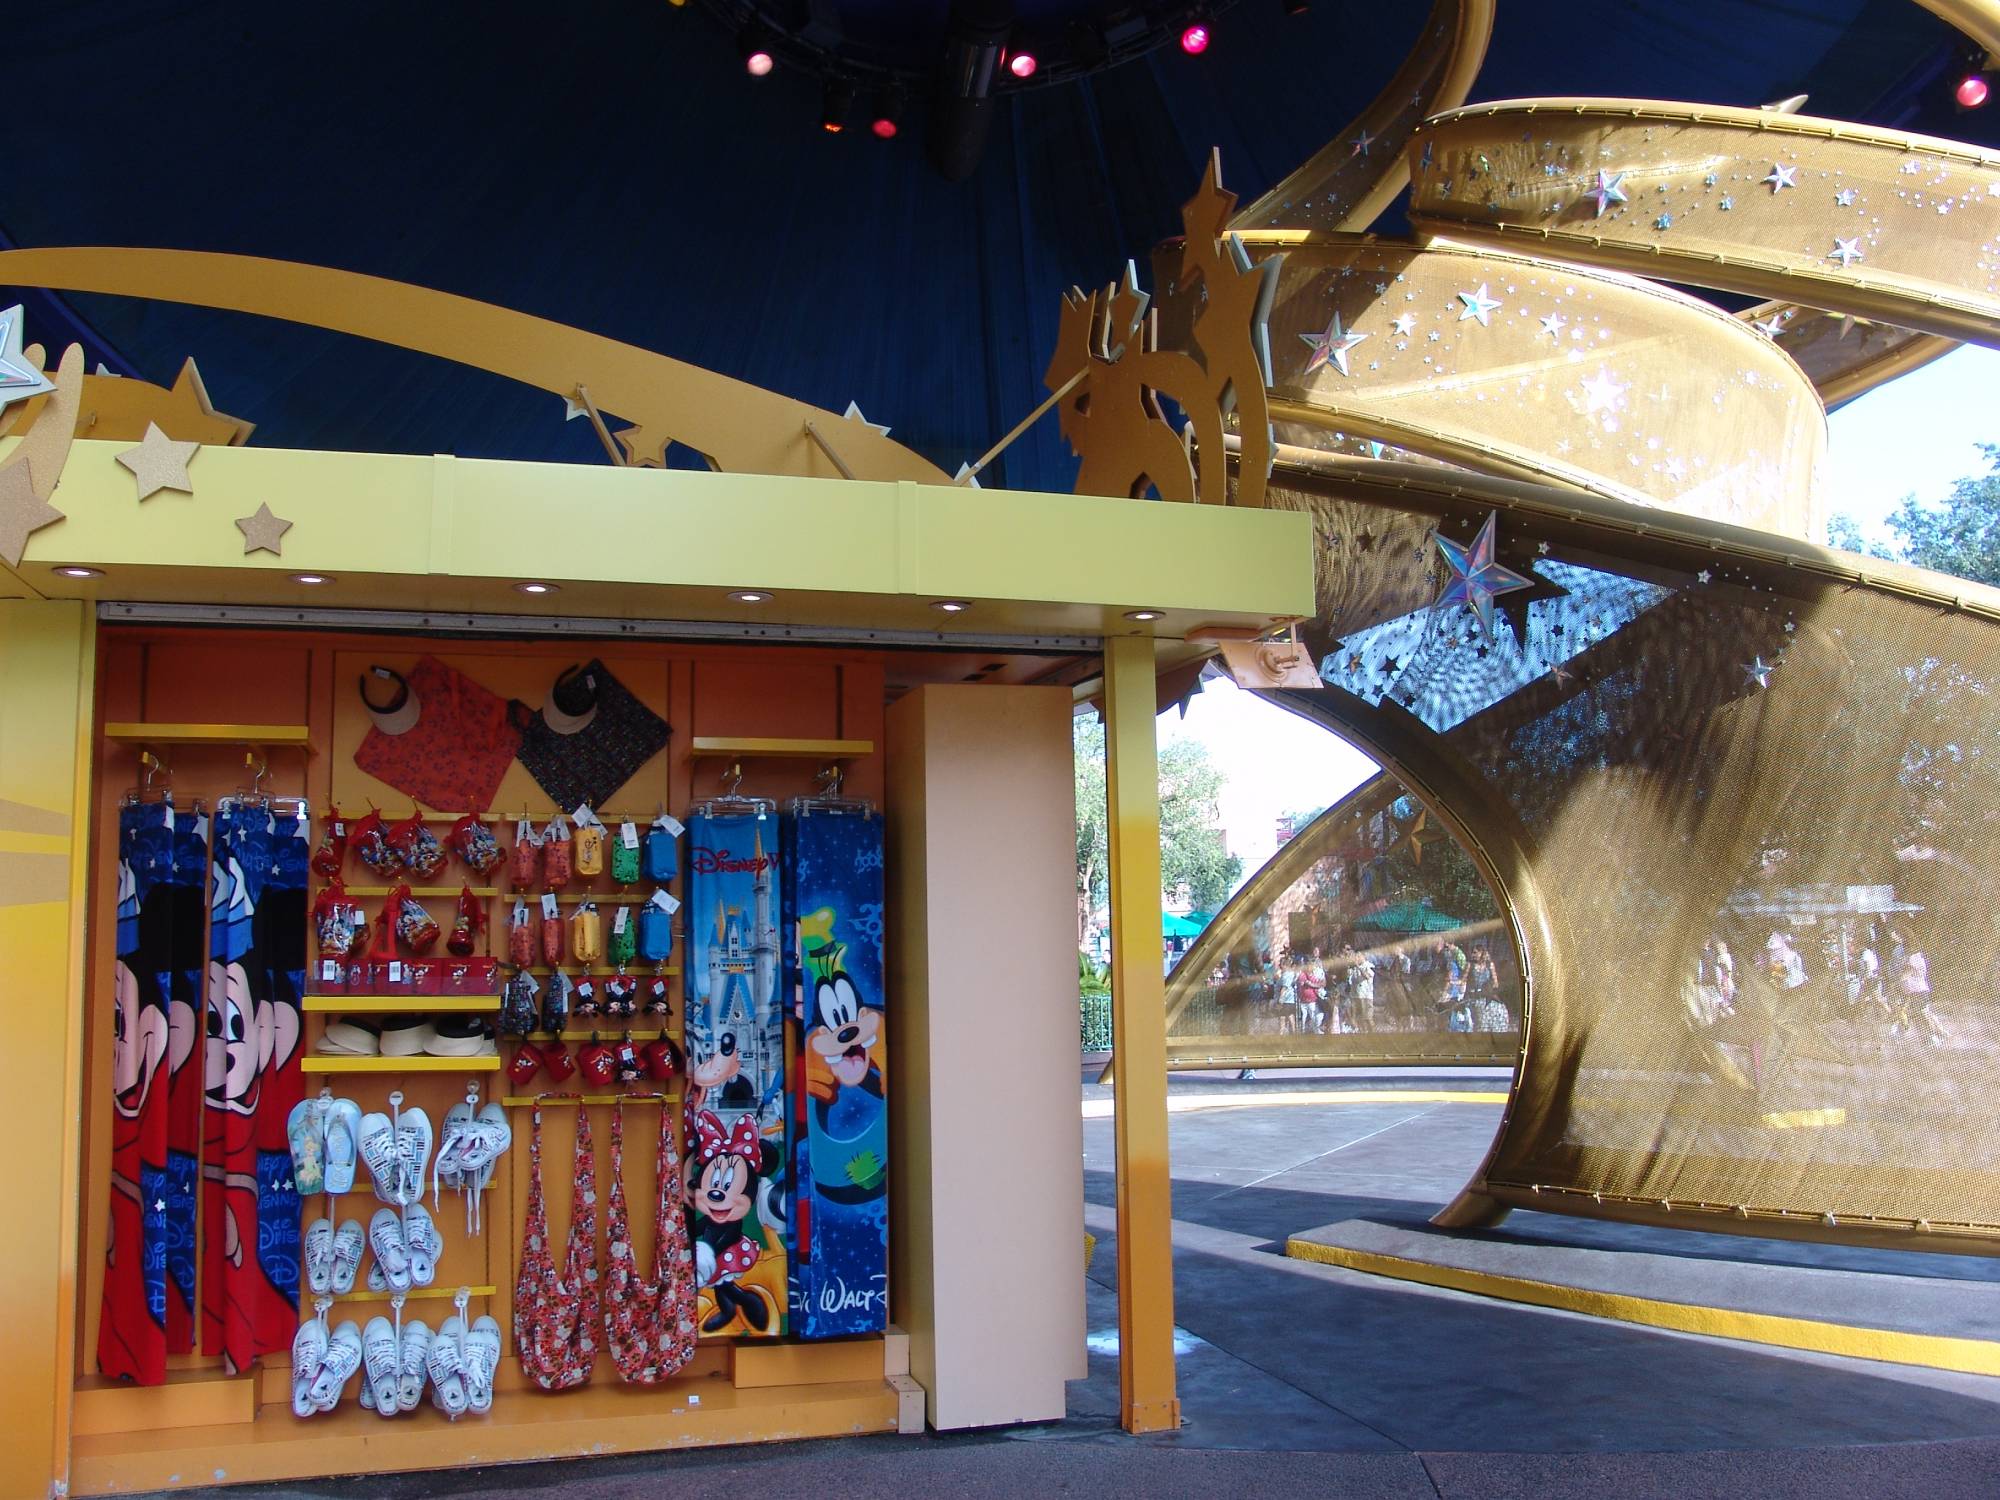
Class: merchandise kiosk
0,432,1312,1495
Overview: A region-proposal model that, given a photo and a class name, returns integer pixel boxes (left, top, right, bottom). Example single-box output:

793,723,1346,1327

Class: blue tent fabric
3,1,1988,486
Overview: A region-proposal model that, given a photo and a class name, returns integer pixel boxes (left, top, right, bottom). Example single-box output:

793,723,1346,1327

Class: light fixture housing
290,573,333,586
1959,72,1991,109
728,589,772,603
513,580,559,595
1008,50,1037,79
1124,608,1164,621
821,78,855,133
931,599,971,613
54,565,103,578
868,89,904,138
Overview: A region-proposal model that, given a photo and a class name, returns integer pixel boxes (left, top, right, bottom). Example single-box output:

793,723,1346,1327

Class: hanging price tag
649,888,681,916
620,820,640,849
612,906,629,934
653,813,685,838
540,892,559,920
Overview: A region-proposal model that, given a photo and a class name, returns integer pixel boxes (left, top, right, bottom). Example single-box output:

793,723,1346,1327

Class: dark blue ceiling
4,0,1990,491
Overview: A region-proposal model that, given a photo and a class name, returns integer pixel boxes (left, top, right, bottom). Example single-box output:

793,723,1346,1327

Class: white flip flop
287,1100,327,1196
463,1315,502,1414
402,1204,442,1288
303,1217,335,1295
395,1107,433,1207
362,1316,401,1417
357,1112,399,1202
427,1315,470,1417
323,1099,363,1196
290,1317,329,1418
308,1319,363,1412
397,1319,434,1413
369,1207,412,1292
329,1218,366,1296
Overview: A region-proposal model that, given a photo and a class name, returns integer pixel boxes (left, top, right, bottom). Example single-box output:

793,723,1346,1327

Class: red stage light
1009,51,1038,79
872,115,899,138
746,50,774,77
1959,73,1990,109
1180,23,1210,54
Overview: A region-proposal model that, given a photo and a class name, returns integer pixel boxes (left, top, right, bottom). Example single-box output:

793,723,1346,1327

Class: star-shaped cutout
1743,656,1776,689
1586,170,1628,216
1455,285,1501,326
0,306,56,408
1828,237,1863,268
1579,370,1627,416
1433,512,1537,636
1300,312,1369,376
0,461,64,567
842,400,891,437
1834,188,1857,207
1763,163,1797,193
1540,312,1567,341
614,423,669,468
115,422,201,502
1391,313,1416,336
235,502,293,556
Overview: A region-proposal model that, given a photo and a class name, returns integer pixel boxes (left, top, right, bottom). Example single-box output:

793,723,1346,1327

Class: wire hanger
218,749,272,816
692,760,775,820
121,749,173,807
786,762,874,818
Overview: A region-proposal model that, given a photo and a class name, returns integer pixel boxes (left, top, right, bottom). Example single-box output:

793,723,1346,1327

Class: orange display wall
71,624,909,1493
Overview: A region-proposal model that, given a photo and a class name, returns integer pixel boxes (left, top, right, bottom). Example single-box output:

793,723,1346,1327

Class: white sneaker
368,1207,412,1292
403,1204,442,1288
397,1319,434,1413
427,1315,470,1417
395,1108,433,1206
357,1112,399,1203
361,1316,401,1417
328,1218,366,1296
303,1217,335,1295
463,1315,502,1414
308,1320,363,1412
290,1318,329,1418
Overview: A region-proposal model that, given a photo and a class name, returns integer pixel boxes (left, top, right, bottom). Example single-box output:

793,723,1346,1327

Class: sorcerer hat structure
5,0,2000,1493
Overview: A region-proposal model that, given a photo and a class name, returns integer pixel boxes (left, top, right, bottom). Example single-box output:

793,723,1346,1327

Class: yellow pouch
570,901,604,965
575,822,605,879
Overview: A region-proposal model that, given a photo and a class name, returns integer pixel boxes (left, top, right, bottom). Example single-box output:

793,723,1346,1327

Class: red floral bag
605,1104,698,1383
514,1102,601,1391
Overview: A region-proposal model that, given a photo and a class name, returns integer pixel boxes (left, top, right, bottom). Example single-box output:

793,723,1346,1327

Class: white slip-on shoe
290,1317,329,1418
368,1207,412,1292
308,1320,363,1412
303,1216,335,1295
328,1218,367,1296
362,1316,401,1417
357,1111,399,1202
395,1107,433,1207
463,1315,502,1414
427,1316,470,1417
397,1319,434,1413
402,1204,442,1288
323,1098,363,1196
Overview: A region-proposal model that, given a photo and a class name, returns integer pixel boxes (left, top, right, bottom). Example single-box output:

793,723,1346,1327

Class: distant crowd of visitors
1212,938,1514,1038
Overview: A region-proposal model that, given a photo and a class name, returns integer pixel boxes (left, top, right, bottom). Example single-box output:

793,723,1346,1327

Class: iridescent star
1743,656,1776,689
1433,512,1537,636
1828,237,1863,268
1763,163,1797,193
1752,314,1789,338
1579,370,1627,415
1350,129,1375,157
1586,170,1628,216
0,306,56,408
1540,312,1567,341
1834,188,1857,207
1300,312,1369,376
1391,313,1416,336
1655,213,1674,230
1455,284,1501,326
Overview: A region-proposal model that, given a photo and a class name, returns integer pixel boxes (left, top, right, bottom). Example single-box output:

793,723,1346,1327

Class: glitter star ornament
1743,656,1776,689
0,306,57,409
114,422,201,502
1300,312,1369,376
1586,170,1628,216
1763,163,1798,192
1834,188,1857,207
1540,312,1567,340
1828,238,1863,268
234,502,294,556
1455,284,1501,326
1580,371,1627,415
1433,512,1537,636
0,461,63,568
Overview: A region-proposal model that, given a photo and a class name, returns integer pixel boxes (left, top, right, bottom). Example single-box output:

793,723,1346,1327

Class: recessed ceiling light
728,590,771,603
931,599,971,614
1124,608,1164,622
514,581,558,595
54,566,103,579
290,573,332,585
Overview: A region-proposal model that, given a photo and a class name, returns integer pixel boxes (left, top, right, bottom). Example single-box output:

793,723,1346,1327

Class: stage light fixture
821,78,855,133
1180,21,1210,55
1959,72,1991,109
869,90,904,138
1008,50,1037,79
739,24,775,76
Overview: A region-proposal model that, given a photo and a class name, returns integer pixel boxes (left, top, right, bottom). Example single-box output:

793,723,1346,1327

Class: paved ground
145,1063,2000,1498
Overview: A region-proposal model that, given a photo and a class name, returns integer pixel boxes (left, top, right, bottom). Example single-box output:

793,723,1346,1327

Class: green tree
1073,718,1243,940
1828,446,2000,586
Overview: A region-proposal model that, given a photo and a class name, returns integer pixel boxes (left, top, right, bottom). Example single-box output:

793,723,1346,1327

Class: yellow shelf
302,1055,501,1074
304,996,500,1014
330,1284,496,1305
105,722,314,749
688,736,874,760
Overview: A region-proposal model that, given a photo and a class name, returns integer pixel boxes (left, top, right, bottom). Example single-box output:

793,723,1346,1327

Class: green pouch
610,821,642,885
608,904,637,967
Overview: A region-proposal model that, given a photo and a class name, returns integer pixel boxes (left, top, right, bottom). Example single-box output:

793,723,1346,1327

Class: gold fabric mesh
1264,477,2000,1247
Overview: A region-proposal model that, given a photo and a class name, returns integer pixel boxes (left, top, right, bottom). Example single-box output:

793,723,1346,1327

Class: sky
1162,343,2000,898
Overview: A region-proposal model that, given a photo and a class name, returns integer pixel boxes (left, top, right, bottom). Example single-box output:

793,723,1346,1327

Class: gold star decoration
1390,809,1438,865
115,422,201,502
0,461,65,568
234,502,293,556
613,422,668,468
80,358,255,447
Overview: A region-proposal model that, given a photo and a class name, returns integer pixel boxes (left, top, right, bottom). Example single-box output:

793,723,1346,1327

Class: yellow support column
0,599,97,1500
1102,633,1181,1434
